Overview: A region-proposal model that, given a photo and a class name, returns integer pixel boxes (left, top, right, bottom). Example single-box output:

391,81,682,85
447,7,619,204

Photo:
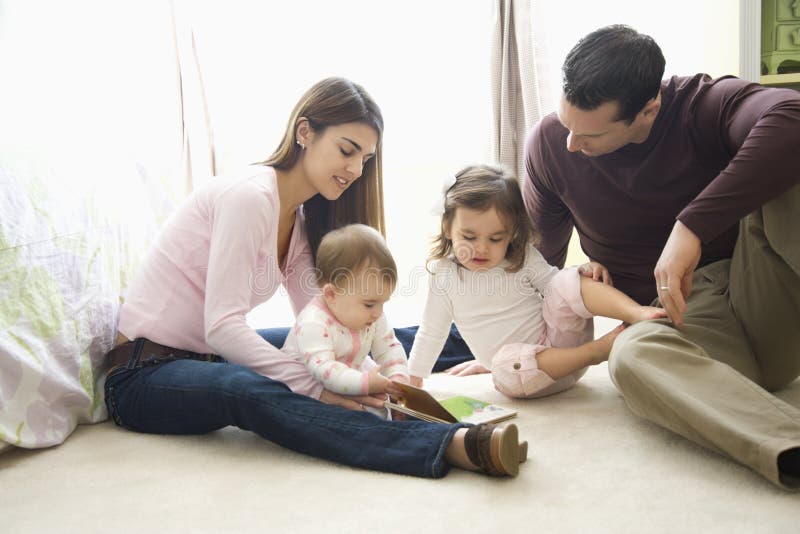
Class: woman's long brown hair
259,77,385,262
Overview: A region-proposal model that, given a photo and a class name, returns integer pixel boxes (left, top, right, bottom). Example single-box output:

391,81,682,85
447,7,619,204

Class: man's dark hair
562,25,665,124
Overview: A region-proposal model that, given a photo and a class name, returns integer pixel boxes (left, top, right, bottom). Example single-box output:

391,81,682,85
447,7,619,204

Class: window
182,2,493,327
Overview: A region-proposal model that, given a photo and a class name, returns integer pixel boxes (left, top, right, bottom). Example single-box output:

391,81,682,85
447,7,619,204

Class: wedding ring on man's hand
659,286,670,291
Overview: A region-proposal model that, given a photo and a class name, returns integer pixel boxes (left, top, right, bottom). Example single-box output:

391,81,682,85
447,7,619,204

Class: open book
385,382,517,425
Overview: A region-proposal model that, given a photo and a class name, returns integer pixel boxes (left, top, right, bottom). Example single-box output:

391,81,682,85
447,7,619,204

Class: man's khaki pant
608,184,800,489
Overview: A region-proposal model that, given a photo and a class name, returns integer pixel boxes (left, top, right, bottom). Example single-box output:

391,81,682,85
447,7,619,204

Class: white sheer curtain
172,0,217,192
491,0,543,182
0,0,190,224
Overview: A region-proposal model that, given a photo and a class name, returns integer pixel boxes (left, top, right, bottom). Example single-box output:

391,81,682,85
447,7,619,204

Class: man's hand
444,360,490,376
578,261,613,285
654,221,701,327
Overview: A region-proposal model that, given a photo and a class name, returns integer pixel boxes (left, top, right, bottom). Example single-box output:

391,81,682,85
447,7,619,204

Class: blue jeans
258,324,474,373
104,355,466,478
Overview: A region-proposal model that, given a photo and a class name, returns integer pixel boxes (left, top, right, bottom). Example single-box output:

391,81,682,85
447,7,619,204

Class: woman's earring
296,140,305,150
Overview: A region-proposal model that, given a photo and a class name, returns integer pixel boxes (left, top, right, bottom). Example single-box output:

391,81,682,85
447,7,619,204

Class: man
524,24,800,489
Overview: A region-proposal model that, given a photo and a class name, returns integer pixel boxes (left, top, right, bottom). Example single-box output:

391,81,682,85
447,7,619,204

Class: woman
104,77,525,478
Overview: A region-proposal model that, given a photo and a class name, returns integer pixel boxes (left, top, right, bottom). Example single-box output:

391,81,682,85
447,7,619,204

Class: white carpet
2,362,799,534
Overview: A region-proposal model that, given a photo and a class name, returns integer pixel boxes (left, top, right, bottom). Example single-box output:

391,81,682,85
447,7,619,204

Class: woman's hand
445,360,490,376
578,261,613,285
319,389,386,411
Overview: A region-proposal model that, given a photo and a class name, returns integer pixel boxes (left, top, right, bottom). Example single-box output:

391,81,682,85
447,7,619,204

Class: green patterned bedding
0,159,168,448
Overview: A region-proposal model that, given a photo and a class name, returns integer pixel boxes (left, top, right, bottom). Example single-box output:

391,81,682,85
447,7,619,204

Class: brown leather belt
105,338,223,375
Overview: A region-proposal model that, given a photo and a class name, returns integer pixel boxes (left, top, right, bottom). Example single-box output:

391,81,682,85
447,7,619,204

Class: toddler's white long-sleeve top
407,244,559,377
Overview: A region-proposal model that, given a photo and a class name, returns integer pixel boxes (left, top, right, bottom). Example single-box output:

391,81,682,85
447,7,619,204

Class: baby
283,224,408,409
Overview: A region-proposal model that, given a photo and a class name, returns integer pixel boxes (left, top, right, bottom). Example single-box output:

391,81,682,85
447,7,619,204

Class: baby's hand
385,375,407,397
409,375,424,388
628,305,668,324
367,367,392,394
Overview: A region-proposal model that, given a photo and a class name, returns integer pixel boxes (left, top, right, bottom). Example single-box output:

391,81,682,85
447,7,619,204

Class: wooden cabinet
761,0,800,75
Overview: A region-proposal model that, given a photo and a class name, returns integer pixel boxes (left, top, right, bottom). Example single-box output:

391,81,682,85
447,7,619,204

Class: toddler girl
408,164,666,398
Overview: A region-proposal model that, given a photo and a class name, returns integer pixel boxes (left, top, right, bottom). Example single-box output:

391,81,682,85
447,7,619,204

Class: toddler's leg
491,268,598,399
541,267,595,348
492,342,587,398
